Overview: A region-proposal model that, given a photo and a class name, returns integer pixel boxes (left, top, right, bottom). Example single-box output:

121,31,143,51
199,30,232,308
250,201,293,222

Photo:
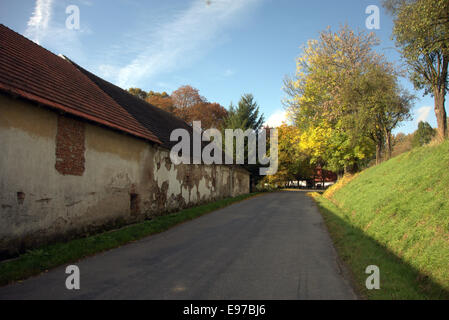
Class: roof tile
0,24,161,144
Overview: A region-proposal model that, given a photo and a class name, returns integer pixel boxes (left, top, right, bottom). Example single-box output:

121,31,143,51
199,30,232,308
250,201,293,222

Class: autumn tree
146,92,176,113
284,26,376,172
187,102,228,129
171,85,206,121
384,0,449,139
263,124,314,187
284,25,411,171
390,132,414,157
144,86,227,128
128,87,148,100
148,90,169,97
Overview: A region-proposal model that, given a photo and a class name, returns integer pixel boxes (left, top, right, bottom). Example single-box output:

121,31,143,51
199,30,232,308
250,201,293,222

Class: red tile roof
0,24,161,145
72,60,196,150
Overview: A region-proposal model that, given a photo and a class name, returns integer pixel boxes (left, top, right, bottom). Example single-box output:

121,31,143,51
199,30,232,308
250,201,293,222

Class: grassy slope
0,192,260,287
312,141,449,299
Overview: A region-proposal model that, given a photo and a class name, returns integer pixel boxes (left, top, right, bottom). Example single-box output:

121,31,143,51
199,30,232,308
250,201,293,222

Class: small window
17,192,25,205
130,193,139,215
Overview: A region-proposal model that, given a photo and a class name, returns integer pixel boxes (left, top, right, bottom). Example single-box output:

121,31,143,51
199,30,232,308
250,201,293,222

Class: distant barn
314,166,337,188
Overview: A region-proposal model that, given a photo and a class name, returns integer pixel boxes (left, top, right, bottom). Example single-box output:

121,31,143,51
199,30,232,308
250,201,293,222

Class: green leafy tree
384,0,449,139
412,121,436,147
357,63,414,162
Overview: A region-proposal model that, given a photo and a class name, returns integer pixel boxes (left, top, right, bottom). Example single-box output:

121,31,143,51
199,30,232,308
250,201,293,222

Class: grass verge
310,192,449,299
0,192,260,287
308,141,449,299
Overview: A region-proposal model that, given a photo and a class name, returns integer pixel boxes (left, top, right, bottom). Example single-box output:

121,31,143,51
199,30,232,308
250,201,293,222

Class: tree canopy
283,25,412,174
412,121,436,147
384,0,448,139
224,94,264,131
128,87,148,100
127,85,228,129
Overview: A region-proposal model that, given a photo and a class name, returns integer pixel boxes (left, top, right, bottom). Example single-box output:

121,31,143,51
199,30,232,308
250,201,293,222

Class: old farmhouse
0,25,249,257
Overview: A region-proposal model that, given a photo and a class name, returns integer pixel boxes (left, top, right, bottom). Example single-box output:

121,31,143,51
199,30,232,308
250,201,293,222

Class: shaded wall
0,94,249,256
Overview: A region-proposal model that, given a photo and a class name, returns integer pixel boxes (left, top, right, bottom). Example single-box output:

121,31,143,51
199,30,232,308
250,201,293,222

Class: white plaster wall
0,97,149,251
0,94,249,255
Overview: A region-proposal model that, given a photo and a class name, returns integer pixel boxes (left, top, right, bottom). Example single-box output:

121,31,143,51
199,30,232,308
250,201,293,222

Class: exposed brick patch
55,115,86,176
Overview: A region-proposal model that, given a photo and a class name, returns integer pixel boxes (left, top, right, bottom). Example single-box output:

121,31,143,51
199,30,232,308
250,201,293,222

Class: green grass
310,141,449,300
0,192,260,287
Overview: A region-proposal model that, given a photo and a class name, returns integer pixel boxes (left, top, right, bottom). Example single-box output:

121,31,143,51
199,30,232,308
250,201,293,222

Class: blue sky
0,0,439,134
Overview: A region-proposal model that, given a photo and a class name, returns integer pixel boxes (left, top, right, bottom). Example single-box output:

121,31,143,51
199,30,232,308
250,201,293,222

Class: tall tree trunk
375,143,383,165
345,162,358,174
434,54,448,139
434,88,447,140
337,171,344,180
385,131,392,160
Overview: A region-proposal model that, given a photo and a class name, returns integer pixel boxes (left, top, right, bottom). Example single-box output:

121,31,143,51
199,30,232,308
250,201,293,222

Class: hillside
312,141,449,299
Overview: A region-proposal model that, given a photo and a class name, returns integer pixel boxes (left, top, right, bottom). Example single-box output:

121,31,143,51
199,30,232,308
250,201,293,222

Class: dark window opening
17,192,25,205
130,193,139,215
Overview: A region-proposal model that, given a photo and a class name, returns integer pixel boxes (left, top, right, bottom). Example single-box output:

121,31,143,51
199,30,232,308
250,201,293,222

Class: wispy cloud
25,0,54,44
24,0,90,62
265,110,287,128
99,0,259,88
416,106,432,124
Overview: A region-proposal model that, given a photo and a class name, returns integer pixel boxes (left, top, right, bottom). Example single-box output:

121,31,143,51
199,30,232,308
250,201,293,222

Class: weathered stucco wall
0,94,249,257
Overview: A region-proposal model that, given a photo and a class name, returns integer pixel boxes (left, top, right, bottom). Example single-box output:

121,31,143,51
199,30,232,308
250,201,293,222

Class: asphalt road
0,191,357,300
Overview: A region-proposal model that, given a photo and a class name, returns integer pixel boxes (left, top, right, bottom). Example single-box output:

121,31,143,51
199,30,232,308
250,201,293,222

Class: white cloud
99,0,259,88
24,1,91,62
265,110,288,128
416,106,432,124
25,0,54,44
